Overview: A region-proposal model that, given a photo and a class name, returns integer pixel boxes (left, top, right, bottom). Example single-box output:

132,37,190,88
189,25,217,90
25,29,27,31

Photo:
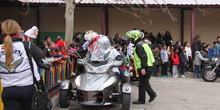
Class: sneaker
194,76,200,78
162,75,167,78
173,76,177,78
181,75,186,78
166,75,171,77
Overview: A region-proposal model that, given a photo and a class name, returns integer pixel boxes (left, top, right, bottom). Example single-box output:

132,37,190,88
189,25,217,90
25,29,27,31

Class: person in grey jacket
194,48,209,78
160,44,170,78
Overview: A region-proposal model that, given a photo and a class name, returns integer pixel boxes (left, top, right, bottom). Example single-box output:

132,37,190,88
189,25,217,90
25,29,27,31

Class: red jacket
171,53,180,65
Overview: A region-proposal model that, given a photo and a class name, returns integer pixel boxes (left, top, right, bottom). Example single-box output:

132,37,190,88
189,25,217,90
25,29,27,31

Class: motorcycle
201,57,220,82
59,35,131,110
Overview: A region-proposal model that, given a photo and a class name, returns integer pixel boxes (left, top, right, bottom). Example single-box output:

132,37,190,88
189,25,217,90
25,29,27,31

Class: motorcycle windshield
88,36,111,62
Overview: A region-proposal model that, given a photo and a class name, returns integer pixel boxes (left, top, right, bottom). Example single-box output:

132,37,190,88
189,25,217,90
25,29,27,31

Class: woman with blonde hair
0,19,44,110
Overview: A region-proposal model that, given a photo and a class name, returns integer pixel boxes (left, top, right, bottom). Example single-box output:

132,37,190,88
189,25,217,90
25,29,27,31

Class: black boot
133,100,145,104
149,94,157,102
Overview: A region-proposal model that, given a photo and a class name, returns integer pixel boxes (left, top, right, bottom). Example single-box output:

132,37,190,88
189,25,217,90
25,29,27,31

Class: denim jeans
195,65,200,77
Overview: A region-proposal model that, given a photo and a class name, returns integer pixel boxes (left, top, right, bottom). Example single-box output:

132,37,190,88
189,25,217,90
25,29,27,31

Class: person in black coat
163,31,173,46
193,34,202,53
156,31,164,46
149,32,156,45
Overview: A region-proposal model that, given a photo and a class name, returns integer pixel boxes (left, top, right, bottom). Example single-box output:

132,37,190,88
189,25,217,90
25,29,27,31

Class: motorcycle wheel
59,89,71,108
122,93,131,110
201,68,219,82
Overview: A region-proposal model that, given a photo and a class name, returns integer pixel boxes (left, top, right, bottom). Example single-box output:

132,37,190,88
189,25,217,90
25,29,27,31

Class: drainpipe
19,4,23,28
37,8,40,45
191,9,195,71
191,9,195,52
181,8,184,44
101,7,106,35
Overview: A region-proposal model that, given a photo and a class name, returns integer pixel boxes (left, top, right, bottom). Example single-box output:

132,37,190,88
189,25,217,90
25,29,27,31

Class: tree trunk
64,0,75,45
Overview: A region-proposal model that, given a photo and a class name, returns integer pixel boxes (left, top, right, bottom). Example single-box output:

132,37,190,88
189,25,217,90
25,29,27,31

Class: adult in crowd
0,19,44,110
126,29,157,104
193,34,202,53
156,31,164,46
113,32,121,45
72,32,81,45
149,32,156,45
163,31,173,47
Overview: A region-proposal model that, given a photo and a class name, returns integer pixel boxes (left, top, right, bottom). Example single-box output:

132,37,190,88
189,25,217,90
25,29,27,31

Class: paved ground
54,75,220,110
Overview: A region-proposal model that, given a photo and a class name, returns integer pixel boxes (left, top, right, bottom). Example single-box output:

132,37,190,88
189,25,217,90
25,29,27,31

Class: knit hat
24,26,39,39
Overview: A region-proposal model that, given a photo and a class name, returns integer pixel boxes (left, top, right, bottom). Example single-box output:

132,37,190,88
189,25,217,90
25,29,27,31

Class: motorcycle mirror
77,59,85,65
113,60,123,66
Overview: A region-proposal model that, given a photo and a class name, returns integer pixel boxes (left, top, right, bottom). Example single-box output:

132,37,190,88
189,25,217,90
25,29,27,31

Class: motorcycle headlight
100,76,117,89
85,64,93,73
85,64,110,74
95,66,109,73
212,57,218,63
75,75,81,87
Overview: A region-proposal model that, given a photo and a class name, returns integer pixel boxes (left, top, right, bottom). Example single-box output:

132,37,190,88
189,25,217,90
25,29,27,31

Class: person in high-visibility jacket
126,29,157,104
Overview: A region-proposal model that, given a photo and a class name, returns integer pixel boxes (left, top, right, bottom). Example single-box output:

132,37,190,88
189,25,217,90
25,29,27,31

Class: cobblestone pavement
55,76,220,110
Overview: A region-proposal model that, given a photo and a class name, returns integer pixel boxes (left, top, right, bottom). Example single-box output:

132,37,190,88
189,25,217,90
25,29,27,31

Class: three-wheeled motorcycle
59,34,132,110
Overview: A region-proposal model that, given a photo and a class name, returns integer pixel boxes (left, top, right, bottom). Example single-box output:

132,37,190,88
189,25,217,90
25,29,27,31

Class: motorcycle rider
126,29,157,104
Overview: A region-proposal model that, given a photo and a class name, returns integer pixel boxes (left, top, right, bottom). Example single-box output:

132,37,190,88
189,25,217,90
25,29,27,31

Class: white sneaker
173,76,177,78
181,75,186,78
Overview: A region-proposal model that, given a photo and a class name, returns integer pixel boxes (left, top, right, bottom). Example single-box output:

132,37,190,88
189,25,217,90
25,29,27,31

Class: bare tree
64,0,75,44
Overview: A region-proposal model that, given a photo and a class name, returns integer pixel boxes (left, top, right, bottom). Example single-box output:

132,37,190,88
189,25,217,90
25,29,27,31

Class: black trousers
138,68,156,102
186,56,192,71
162,62,169,75
2,85,33,110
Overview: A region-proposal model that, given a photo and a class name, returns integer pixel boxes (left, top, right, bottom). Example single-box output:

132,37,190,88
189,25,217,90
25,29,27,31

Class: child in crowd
153,46,161,77
212,41,219,58
201,46,211,69
201,42,207,50
160,45,170,78
184,41,192,72
167,41,174,74
171,48,180,78
179,47,187,78
194,48,209,78
206,44,212,61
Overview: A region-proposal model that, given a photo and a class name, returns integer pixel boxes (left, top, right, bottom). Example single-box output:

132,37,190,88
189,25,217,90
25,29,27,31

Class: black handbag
26,48,52,110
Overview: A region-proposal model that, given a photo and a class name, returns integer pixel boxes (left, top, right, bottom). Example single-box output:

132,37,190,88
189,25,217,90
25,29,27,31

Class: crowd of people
107,30,220,79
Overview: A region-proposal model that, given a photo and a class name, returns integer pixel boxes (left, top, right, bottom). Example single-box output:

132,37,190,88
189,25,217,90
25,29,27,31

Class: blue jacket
208,49,212,60
212,46,219,57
